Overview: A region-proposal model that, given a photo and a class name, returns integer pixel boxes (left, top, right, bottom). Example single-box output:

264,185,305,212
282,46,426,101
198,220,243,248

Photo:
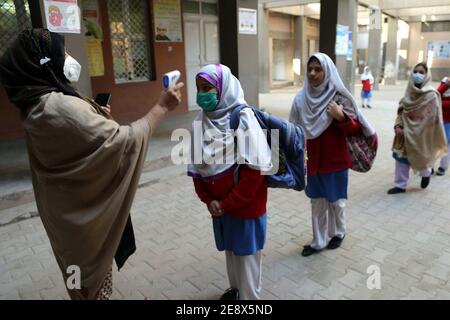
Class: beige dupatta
392,71,447,170
23,92,151,299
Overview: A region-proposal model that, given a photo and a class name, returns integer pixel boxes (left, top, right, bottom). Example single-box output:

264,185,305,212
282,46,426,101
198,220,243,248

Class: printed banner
335,24,349,56
427,41,450,60
153,0,182,42
44,0,81,34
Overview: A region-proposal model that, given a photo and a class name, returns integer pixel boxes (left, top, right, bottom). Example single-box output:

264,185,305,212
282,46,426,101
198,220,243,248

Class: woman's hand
157,82,184,112
101,104,111,115
208,200,223,219
395,126,403,136
327,100,345,122
147,82,184,129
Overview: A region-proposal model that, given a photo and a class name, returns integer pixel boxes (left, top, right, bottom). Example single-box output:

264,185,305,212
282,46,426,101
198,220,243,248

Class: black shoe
301,245,321,257
421,176,430,189
361,105,366,108
327,235,345,250
220,288,239,300
367,105,372,109
387,187,406,194
436,167,446,176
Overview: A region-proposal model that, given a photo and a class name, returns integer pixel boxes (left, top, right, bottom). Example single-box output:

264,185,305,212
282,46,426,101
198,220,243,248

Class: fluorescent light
293,59,301,76
306,3,320,14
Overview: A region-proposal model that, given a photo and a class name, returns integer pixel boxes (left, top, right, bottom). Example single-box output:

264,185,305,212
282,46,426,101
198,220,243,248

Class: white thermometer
163,70,181,89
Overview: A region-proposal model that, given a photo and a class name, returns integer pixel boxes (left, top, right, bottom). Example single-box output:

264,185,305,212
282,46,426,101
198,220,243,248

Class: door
184,16,220,110
272,39,286,81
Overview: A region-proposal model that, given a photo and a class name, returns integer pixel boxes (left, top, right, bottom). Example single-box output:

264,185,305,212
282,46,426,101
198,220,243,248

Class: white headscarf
441,77,450,98
290,52,375,139
361,66,374,83
188,64,272,178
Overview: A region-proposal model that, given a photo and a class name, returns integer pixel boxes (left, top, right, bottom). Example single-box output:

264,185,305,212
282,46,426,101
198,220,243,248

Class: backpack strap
229,105,247,187
230,104,248,130
229,105,269,187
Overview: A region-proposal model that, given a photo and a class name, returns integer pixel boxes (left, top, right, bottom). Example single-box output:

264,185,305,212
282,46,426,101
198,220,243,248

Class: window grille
107,0,151,83
0,0,32,57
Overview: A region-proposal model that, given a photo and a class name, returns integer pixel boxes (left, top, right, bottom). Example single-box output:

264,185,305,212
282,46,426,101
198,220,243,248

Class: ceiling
262,0,450,22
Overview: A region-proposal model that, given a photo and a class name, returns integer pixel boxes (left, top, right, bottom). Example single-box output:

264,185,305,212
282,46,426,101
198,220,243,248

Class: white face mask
63,55,82,82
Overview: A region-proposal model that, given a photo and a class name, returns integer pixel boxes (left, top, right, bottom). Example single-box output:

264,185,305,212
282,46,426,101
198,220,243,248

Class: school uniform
390,71,447,191
361,67,374,108
188,64,272,300
437,81,450,170
193,165,267,299
305,113,362,249
290,53,375,254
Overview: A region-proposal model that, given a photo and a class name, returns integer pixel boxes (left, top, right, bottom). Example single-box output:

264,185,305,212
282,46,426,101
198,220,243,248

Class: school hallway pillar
319,0,357,95
258,2,270,94
367,6,382,90
384,17,399,85
219,0,259,107
294,16,307,87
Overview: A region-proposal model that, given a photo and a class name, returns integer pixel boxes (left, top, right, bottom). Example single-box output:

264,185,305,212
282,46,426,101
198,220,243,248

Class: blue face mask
412,72,425,85
197,92,218,112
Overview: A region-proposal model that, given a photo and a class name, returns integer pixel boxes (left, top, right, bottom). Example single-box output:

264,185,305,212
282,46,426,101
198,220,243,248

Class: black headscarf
0,29,110,118
0,29,81,109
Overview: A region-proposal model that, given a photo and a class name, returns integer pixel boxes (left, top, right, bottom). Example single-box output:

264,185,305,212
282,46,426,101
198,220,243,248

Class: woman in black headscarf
0,29,184,300
1,29,89,111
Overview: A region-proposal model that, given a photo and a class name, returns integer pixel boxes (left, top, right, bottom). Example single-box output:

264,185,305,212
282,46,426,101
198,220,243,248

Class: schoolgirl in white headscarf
361,66,374,108
290,53,374,257
188,64,271,300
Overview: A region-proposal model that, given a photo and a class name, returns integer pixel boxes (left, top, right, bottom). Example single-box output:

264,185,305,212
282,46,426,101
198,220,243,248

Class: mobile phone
95,93,112,106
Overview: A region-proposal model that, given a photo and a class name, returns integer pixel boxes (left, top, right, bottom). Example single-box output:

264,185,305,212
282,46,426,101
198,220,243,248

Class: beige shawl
392,72,447,170
23,92,151,299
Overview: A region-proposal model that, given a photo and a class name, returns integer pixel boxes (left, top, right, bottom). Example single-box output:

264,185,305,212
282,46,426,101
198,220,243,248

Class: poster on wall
44,0,81,34
346,31,353,61
85,38,104,77
238,8,257,35
427,41,450,60
335,24,349,56
153,0,182,42
369,6,381,30
81,0,104,76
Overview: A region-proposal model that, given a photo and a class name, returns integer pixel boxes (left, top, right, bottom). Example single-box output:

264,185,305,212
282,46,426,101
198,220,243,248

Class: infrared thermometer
163,70,181,89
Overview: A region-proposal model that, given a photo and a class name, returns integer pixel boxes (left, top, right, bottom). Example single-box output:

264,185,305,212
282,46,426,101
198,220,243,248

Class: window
422,21,450,33
183,0,200,14
0,0,32,57
201,0,217,16
182,0,217,16
107,0,152,83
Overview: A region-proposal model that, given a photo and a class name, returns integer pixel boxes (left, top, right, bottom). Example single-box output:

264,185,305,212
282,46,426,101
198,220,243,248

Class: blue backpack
230,105,306,192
